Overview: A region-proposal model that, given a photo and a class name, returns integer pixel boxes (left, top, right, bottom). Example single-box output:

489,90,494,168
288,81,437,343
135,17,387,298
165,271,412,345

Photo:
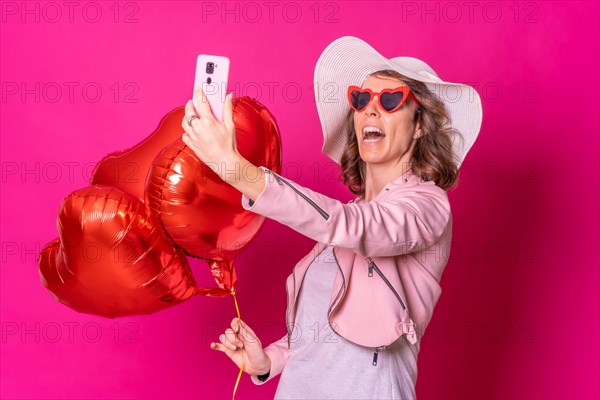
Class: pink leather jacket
241,166,452,384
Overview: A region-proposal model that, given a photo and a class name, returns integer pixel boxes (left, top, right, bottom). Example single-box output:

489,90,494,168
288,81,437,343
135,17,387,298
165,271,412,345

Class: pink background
1,1,599,399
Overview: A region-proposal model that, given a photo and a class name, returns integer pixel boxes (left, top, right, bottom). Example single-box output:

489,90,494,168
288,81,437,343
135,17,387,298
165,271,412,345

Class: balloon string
232,291,244,400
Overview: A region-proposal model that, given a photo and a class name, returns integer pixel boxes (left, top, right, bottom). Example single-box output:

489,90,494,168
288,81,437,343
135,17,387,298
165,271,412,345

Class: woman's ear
413,108,422,139
413,122,421,139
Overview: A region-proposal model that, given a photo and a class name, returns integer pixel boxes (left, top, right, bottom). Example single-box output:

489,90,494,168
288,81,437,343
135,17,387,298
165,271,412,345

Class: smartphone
192,54,230,121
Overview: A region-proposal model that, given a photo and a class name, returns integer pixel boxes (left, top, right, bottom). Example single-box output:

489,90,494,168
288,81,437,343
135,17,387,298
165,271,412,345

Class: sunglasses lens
380,91,406,111
351,90,372,110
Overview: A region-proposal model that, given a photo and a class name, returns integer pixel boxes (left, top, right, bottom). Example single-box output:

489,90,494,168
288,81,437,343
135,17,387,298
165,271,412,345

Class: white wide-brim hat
314,36,483,168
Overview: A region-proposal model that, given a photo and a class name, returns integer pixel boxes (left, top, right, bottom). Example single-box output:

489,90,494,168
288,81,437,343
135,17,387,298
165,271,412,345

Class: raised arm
240,166,451,257
180,89,449,257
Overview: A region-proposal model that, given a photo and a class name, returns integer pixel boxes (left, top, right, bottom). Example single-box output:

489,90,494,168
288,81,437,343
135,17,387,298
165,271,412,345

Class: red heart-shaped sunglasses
347,86,421,113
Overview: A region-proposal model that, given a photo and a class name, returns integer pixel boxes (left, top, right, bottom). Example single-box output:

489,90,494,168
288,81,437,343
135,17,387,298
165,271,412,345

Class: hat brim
314,36,483,167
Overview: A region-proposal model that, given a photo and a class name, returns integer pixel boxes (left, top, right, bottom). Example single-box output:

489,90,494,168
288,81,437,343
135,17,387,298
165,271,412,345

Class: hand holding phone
193,54,230,121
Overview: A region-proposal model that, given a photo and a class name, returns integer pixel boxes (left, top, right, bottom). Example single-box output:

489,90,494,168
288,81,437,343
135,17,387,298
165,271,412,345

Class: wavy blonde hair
340,70,463,194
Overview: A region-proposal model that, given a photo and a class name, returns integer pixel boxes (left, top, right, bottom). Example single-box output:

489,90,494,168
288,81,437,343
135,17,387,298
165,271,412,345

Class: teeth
363,126,385,135
363,126,385,141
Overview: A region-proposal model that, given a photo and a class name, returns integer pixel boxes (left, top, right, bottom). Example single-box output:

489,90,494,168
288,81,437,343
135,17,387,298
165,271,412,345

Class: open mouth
362,126,386,142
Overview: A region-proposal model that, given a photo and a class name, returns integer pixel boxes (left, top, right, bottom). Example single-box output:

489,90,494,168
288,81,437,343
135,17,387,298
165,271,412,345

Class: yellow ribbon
231,290,244,400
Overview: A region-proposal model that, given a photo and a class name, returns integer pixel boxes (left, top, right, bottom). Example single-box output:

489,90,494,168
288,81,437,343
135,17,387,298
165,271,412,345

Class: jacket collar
352,170,421,204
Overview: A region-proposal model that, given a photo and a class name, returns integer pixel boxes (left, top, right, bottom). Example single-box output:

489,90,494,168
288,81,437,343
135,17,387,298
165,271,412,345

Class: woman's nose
364,95,382,116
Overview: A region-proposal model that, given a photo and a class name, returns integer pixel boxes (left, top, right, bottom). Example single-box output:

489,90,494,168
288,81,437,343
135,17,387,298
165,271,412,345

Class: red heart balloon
145,97,282,259
38,185,207,318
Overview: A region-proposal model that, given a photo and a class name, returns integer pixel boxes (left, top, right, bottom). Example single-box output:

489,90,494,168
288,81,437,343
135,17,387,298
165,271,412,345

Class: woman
182,36,482,399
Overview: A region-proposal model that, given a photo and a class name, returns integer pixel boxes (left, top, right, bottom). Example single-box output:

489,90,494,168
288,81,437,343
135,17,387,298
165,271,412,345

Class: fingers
193,87,214,121
181,132,191,147
211,318,261,358
229,317,259,345
223,93,235,132
237,318,258,338
224,328,243,349
217,332,235,352
184,99,195,117
210,341,235,358
182,101,196,134
233,318,261,348
231,317,241,333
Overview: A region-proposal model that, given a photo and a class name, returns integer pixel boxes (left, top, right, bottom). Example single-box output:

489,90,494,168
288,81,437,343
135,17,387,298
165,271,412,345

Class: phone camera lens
206,77,212,84
206,62,215,74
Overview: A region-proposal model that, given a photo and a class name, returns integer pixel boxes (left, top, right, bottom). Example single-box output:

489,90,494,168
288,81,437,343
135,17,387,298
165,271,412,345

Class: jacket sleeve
242,167,451,258
250,333,290,385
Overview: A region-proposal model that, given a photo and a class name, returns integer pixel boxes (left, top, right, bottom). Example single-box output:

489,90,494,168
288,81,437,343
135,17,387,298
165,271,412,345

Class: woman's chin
359,150,385,165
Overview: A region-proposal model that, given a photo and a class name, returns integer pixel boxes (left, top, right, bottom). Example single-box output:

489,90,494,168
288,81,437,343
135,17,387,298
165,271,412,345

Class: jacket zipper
326,246,347,328
372,345,386,366
285,270,293,349
366,257,407,311
366,257,408,365
267,169,330,220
